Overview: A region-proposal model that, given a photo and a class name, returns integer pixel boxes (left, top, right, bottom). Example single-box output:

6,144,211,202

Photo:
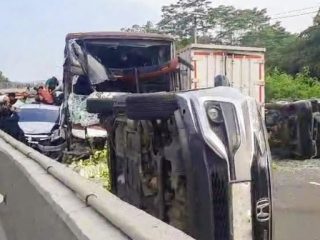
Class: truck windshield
18,108,59,123
84,40,171,69
67,39,173,92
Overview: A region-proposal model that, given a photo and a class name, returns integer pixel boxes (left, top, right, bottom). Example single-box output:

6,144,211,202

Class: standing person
45,76,59,92
0,95,25,141
37,86,54,104
3,109,25,142
0,95,9,129
7,92,17,106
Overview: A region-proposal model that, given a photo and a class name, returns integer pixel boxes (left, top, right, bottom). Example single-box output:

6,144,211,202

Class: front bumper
25,134,66,154
37,142,66,153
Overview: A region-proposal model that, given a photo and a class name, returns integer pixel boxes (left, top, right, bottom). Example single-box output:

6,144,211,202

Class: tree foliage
120,21,159,33
280,18,320,77
266,69,320,102
122,3,296,53
241,23,296,70
158,0,212,40
121,1,320,93
209,7,271,45
0,71,9,82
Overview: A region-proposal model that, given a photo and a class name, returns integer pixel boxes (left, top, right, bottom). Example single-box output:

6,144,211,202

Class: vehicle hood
18,122,55,135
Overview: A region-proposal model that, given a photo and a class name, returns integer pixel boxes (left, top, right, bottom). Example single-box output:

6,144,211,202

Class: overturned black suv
63,32,273,240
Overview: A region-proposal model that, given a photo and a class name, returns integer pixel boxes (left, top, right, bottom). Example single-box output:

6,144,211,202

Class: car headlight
51,129,61,142
206,103,223,124
204,101,241,179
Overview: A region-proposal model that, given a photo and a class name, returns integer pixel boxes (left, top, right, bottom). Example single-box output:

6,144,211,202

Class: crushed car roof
66,31,175,42
19,104,60,110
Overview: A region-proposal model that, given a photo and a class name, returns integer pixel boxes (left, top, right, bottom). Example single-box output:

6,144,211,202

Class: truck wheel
125,93,178,120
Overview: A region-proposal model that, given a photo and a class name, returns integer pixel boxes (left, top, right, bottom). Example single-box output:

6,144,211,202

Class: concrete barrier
0,131,194,240
0,139,128,240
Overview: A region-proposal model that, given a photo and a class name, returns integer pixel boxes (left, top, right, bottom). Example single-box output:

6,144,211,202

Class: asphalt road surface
0,219,7,240
273,160,320,240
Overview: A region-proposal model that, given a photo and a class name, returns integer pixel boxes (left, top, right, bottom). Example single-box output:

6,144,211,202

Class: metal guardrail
0,130,194,240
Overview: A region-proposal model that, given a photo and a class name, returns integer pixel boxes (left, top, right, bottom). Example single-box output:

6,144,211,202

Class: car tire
125,92,178,120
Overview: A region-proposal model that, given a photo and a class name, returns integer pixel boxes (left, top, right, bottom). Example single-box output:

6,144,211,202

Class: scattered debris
68,149,111,190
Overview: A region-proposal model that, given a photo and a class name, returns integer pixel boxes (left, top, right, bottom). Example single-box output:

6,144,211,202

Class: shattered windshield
67,39,171,86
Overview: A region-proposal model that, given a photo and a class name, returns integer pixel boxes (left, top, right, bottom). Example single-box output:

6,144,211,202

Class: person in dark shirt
0,99,25,142
3,111,25,142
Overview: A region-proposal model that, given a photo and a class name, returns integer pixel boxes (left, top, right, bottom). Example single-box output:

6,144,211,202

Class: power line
272,5,319,16
271,10,319,20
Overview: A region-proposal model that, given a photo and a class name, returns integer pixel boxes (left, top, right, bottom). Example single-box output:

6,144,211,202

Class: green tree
313,9,320,26
0,71,9,82
120,1,320,79
158,0,212,41
121,21,159,33
279,11,320,77
208,6,271,45
240,23,296,70
266,68,320,102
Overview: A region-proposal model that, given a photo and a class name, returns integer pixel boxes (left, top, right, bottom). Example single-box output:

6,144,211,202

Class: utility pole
193,16,198,44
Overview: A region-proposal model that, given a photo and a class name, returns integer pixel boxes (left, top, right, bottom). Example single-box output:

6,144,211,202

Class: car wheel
125,92,178,120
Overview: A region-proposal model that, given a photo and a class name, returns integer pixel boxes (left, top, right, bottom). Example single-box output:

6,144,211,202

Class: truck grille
212,170,230,240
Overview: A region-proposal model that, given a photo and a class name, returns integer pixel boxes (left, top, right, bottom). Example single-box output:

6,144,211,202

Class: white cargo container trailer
179,44,266,106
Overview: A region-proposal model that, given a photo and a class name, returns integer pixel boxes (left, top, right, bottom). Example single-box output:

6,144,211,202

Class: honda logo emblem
256,198,270,222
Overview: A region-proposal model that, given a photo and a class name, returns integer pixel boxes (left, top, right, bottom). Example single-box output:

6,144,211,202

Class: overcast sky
0,0,319,82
